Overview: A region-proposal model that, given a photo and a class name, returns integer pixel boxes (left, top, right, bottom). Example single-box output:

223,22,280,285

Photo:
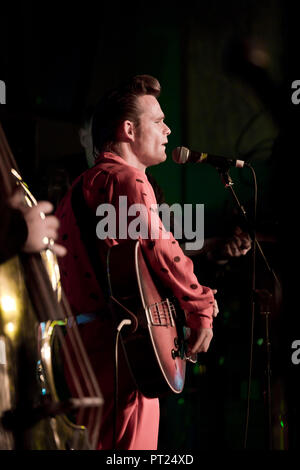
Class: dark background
1,0,299,450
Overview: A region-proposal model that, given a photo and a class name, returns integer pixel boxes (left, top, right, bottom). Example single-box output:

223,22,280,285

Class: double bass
0,122,103,450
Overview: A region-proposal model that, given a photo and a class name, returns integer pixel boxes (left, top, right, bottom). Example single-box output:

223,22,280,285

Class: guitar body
107,240,186,398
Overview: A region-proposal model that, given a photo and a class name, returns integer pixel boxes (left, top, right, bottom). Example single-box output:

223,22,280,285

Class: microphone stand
218,167,280,450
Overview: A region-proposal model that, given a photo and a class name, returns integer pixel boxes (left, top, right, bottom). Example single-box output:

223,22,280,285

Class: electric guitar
107,239,196,399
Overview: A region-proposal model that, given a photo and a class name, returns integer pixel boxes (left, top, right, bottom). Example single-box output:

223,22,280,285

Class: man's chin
156,153,167,165
146,152,167,167
161,152,168,162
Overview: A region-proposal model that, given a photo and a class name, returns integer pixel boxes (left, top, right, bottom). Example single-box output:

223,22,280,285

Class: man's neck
112,143,147,173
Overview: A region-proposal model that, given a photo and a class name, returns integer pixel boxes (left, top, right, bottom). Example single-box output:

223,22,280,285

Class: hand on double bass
9,188,67,257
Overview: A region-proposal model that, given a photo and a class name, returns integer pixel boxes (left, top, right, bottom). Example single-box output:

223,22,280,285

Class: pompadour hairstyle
91,74,161,154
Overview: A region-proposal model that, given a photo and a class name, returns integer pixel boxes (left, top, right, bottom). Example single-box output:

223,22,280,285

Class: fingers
51,243,67,258
234,227,251,246
228,239,243,257
22,202,55,221
213,298,219,317
211,289,219,317
8,190,66,257
224,232,251,257
200,331,213,353
9,188,27,210
22,202,66,256
45,228,60,240
222,239,239,257
192,330,212,354
35,201,54,215
188,328,213,354
45,215,60,230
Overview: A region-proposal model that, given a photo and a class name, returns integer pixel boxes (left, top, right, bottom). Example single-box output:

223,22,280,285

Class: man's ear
118,120,135,142
79,127,90,149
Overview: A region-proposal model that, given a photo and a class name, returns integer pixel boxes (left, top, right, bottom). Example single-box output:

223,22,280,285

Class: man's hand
184,227,252,262
212,288,219,317
9,190,67,257
186,289,218,355
187,327,213,354
22,202,67,256
221,226,251,258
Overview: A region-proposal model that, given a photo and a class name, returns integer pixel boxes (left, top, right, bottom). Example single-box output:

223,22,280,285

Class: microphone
172,146,248,169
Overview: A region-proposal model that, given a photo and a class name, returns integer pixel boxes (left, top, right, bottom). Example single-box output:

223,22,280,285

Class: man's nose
164,123,171,135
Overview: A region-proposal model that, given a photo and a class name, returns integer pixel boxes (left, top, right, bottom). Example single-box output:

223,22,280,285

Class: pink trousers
64,316,159,450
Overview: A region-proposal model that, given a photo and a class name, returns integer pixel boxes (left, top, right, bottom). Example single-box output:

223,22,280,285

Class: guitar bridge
147,299,175,327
